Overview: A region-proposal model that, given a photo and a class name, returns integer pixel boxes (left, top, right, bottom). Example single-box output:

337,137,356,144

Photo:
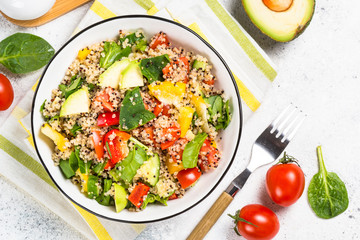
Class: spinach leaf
140,54,170,83
182,132,208,169
87,175,100,199
119,87,155,131
0,33,55,74
92,160,108,176
75,146,90,174
48,115,59,122
308,146,349,219
119,145,147,183
96,179,113,206
99,42,131,69
59,76,83,99
119,32,145,46
70,123,82,136
136,39,148,52
40,100,46,113
59,159,75,179
205,95,231,130
68,151,79,172
141,193,168,209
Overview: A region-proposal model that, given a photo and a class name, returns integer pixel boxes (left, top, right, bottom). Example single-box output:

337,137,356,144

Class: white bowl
31,15,242,223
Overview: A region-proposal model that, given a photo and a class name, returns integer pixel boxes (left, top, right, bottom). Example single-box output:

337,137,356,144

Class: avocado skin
241,0,315,42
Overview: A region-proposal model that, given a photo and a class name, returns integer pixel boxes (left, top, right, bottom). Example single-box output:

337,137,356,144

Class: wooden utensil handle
187,192,233,240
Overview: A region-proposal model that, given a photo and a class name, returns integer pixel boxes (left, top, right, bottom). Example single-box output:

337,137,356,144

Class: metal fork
187,105,305,240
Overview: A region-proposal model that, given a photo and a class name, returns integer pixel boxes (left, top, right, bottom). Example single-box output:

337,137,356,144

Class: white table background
1,0,360,239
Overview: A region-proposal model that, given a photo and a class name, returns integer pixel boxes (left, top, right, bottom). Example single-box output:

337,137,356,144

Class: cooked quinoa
40,29,231,212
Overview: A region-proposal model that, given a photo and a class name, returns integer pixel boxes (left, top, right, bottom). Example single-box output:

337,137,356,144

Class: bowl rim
31,14,243,223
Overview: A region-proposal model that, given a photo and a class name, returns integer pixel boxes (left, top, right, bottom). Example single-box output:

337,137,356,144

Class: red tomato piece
177,167,201,189
149,32,170,49
161,104,171,117
266,162,305,207
104,129,131,165
104,159,115,170
143,126,155,142
168,192,178,200
203,78,215,85
162,57,190,83
128,182,150,208
160,140,177,150
91,129,104,160
198,139,220,172
0,73,14,111
97,112,119,127
159,126,181,149
94,89,114,112
233,204,280,240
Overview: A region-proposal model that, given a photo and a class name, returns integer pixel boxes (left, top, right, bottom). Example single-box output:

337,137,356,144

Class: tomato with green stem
229,204,279,240
266,152,305,207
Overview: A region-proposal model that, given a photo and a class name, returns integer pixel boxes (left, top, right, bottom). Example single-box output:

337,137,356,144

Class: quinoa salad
40,30,231,212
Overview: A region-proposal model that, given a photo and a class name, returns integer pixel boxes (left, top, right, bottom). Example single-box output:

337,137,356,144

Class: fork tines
270,104,305,143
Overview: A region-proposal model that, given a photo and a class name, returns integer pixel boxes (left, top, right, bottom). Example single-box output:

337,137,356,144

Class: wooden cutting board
0,0,93,27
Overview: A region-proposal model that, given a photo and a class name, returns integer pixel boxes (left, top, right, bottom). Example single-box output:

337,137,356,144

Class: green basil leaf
119,87,155,131
99,42,131,69
140,54,170,83
141,193,168,209
70,123,82,136
308,146,349,219
182,132,208,168
119,145,147,183
0,33,55,74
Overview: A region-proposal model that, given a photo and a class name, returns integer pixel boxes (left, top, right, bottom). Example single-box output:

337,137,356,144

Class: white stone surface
1,0,360,239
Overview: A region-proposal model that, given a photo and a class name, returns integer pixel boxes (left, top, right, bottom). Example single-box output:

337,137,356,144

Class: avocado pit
262,0,293,12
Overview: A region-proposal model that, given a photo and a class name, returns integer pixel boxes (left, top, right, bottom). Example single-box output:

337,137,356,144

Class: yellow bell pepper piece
76,169,88,192
77,47,91,61
40,123,69,152
190,95,211,133
148,81,186,106
166,158,185,174
178,107,195,138
211,140,217,149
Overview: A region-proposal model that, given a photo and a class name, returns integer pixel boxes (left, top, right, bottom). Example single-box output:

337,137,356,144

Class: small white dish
0,0,55,20
31,15,242,223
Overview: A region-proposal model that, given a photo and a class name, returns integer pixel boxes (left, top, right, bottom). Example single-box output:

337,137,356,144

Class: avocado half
242,0,315,42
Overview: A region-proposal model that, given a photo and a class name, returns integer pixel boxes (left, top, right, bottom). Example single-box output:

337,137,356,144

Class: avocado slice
192,60,207,70
242,0,315,42
135,154,160,186
99,59,130,89
114,183,128,213
120,61,144,89
59,87,90,117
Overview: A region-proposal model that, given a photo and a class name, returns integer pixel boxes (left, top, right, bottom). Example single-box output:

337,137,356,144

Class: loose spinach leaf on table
119,87,155,131
182,132,208,169
0,33,55,74
308,146,349,219
99,42,131,69
140,54,170,84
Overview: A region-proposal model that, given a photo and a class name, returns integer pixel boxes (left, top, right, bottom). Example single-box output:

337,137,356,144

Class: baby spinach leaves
0,33,55,74
119,145,147,183
59,76,83,99
140,54,170,83
182,132,208,168
99,42,131,69
119,87,155,131
141,193,168,209
205,95,231,130
70,123,82,136
308,146,349,219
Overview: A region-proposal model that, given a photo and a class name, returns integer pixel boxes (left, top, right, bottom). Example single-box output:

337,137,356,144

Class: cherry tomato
266,161,305,207
149,32,170,49
104,129,130,166
177,167,201,189
91,129,104,160
0,73,14,111
232,204,279,240
97,111,119,127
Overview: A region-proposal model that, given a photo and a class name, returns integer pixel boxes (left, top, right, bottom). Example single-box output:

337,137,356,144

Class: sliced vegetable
76,169,88,192
59,87,90,117
93,88,114,112
140,54,170,84
87,175,100,199
154,178,176,198
178,107,195,138
141,193,168,209
70,123,82,136
40,123,69,152
92,160,107,175
149,32,170,49
104,129,130,165
59,76,83,99
182,133,207,169
191,94,211,133
0,33,55,74
168,193,178,200
192,59,207,70
166,157,185,174
91,129,104,160
119,144,147,183
98,58,130,89
99,41,131,69
198,139,220,172
159,125,181,150
177,167,201,189
97,112,120,127
308,146,349,219
96,179,113,206
120,61,144,89
136,154,160,186
148,81,186,107
77,47,91,61
162,57,190,83
128,182,150,208
119,87,155,131
59,159,75,178
114,183,128,213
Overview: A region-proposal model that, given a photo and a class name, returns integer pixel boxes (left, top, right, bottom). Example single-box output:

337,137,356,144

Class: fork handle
187,192,233,240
